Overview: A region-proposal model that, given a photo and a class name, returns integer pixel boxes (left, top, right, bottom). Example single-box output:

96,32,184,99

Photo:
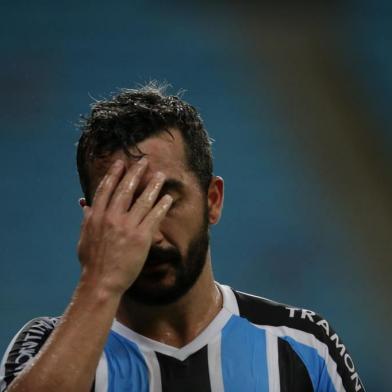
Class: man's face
87,129,211,305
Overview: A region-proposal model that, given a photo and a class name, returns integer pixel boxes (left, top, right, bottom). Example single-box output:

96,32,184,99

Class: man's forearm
8,279,121,392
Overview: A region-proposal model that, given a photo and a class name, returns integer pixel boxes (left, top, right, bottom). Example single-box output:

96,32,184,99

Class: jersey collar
111,282,237,361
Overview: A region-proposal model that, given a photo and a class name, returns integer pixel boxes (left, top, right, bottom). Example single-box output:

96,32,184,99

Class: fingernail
113,160,123,167
163,194,173,204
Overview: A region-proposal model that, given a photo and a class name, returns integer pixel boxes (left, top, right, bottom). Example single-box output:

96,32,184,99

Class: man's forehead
90,129,189,180
136,129,187,167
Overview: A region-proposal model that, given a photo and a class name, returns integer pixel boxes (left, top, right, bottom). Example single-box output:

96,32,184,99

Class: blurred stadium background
1,1,391,390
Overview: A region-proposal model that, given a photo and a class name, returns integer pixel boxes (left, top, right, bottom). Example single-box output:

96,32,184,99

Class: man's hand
78,158,173,296
7,158,173,392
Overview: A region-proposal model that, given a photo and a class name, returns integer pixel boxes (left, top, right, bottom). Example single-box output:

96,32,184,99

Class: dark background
1,1,391,390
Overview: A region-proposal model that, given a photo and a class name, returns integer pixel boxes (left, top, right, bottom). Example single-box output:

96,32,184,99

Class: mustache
145,245,181,266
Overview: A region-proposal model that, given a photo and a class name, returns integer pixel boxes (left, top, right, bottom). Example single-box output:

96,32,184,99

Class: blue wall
1,1,390,389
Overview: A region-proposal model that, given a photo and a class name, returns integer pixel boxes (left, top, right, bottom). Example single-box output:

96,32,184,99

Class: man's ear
207,176,224,225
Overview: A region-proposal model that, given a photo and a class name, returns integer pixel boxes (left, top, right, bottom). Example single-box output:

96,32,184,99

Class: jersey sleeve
282,307,365,392
232,288,366,392
0,317,59,392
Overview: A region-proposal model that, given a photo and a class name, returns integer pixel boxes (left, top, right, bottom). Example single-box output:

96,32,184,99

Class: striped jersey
0,283,365,391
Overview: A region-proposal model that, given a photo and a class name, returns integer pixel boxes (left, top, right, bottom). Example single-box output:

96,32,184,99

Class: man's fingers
140,194,173,231
128,171,166,224
108,158,148,214
91,160,125,213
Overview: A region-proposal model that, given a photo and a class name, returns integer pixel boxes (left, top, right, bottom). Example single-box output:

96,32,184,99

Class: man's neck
116,260,222,348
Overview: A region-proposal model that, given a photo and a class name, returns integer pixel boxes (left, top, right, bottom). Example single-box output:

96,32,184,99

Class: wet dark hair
76,82,213,205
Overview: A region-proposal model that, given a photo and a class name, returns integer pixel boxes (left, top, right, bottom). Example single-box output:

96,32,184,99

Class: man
0,84,365,391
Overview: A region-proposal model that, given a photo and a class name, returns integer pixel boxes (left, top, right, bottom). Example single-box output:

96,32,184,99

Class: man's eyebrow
160,178,185,194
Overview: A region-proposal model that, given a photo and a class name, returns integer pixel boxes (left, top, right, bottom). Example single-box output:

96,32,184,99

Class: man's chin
124,273,196,306
134,269,177,292
124,286,186,307
141,261,174,277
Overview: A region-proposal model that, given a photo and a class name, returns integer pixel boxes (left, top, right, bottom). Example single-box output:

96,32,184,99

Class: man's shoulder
230,287,344,347
7,316,61,345
0,316,60,391
3,316,60,352
227,286,366,392
231,288,296,324
231,288,330,334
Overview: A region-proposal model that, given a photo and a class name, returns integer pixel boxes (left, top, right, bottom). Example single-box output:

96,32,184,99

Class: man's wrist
78,272,124,306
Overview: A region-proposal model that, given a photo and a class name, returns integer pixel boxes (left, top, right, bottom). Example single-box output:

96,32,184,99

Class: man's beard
124,214,210,306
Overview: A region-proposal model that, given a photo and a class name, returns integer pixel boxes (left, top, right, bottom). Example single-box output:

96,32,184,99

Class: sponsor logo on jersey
286,307,363,392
